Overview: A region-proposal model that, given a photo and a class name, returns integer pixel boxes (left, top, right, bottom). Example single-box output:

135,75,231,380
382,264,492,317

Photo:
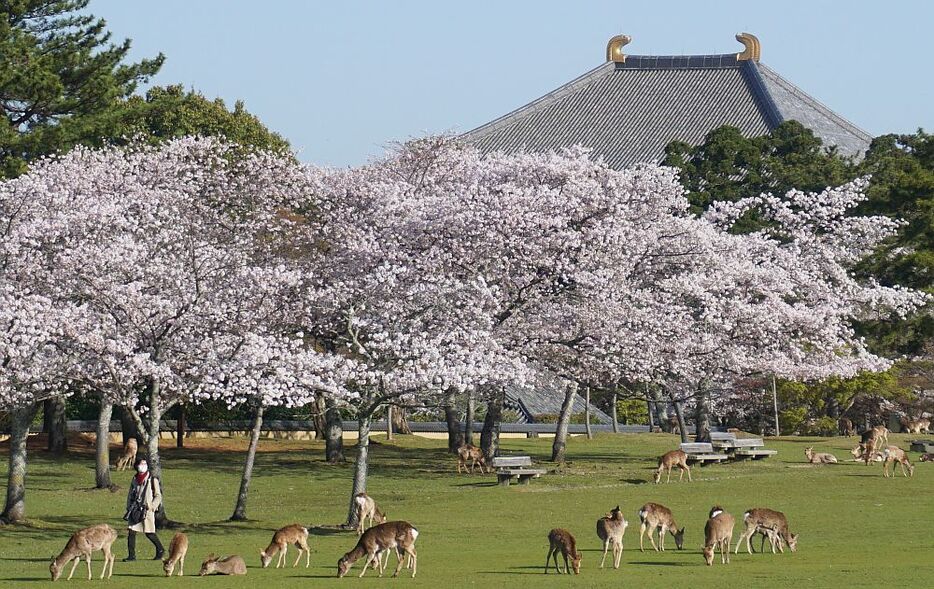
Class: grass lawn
0,431,931,587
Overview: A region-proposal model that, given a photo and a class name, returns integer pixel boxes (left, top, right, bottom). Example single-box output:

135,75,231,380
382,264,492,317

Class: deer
804,447,838,464
353,493,388,535
838,417,855,436
337,521,419,578
703,507,734,566
857,427,888,465
260,524,310,569
638,502,684,552
199,554,247,576
919,453,934,462
49,524,117,581
734,508,798,554
115,438,138,471
882,446,914,478
596,505,628,569
652,449,691,484
849,445,883,462
456,443,487,474
545,528,581,575
162,532,189,576
903,418,930,434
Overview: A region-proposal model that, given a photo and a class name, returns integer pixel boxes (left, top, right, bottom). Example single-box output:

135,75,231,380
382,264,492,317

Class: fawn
353,493,388,535
804,447,838,464
638,503,684,552
653,449,691,484
115,438,137,471
882,446,914,478
261,524,310,568
338,521,419,578
734,508,798,554
596,505,628,569
456,444,487,474
49,524,117,581
199,554,247,576
162,532,189,576
703,507,734,566
545,528,581,575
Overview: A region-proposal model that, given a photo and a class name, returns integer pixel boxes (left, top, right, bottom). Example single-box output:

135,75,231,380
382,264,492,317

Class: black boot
123,531,137,561
147,532,165,560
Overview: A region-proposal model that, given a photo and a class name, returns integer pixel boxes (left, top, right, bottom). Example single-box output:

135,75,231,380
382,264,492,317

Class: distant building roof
463,33,871,168
504,372,612,424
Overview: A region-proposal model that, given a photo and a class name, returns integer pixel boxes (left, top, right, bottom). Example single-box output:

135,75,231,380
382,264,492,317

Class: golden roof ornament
735,32,761,62
606,35,632,63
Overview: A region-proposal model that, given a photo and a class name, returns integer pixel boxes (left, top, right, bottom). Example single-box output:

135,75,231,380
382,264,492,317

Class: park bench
710,432,778,460
910,440,934,453
679,442,729,465
492,456,546,486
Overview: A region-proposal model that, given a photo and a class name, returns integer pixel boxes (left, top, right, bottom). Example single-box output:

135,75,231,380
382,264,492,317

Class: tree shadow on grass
627,560,694,566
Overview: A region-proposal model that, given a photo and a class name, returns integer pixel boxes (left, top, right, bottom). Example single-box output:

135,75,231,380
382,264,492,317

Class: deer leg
686,463,692,482
666,466,672,483
545,547,553,574
639,524,646,552
293,546,303,567
359,551,375,578
659,525,666,551
678,467,684,482
85,554,93,581
66,557,80,580
746,529,754,555
406,546,417,578
647,526,660,552
614,540,622,568
562,551,570,574
600,539,609,568
100,547,110,579
179,555,185,576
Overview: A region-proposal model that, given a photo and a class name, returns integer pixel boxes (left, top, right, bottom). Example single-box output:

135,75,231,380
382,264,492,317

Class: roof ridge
463,62,615,141
741,60,783,128
757,63,872,143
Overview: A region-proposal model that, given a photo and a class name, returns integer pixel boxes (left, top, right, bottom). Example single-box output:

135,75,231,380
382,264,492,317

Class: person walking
123,457,164,561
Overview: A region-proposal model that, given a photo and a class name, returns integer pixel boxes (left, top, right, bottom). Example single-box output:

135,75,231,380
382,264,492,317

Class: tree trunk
136,380,174,529
551,383,578,463
46,397,67,454
175,405,185,449
312,393,327,440
117,406,141,447
480,389,504,462
231,405,264,521
671,395,688,443
584,386,593,440
346,413,371,528
651,388,669,431
611,391,619,433
325,400,344,463
443,389,461,452
464,391,475,446
95,401,113,490
694,386,711,443
391,406,412,434
1,403,39,524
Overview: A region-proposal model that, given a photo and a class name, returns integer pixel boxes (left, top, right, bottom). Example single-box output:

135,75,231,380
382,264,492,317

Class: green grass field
0,431,931,587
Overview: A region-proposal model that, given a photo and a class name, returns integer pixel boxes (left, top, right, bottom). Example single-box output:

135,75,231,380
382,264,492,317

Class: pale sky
93,0,934,167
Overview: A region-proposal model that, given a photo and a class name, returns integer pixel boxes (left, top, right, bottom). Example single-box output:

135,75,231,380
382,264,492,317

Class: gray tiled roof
504,373,612,424
464,54,871,167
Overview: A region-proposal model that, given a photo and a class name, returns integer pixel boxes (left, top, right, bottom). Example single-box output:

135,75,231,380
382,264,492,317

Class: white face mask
137,463,148,474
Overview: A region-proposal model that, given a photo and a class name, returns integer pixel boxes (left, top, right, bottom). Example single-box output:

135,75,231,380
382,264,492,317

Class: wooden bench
680,442,729,465
910,440,934,453
710,433,778,460
492,456,546,486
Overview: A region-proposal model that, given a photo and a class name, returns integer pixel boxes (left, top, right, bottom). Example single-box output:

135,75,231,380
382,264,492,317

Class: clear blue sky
93,0,933,167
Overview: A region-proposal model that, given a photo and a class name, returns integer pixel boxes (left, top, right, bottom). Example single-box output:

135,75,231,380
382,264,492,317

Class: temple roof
463,35,872,168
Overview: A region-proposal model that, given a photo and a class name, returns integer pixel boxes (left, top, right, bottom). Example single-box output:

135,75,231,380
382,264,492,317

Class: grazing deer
260,524,310,568
353,493,388,535
882,446,914,478
456,444,487,474
638,503,684,552
337,521,419,578
703,507,734,566
903,418,930,434
545,528,581,575
115,438,138,471
804,447,838,464
919,453,934,462
734,508,798,554
596,505,628,569
162,532,189,576
838,417,855,436
653,449,691,484
199,554,247,576
49,524,117,581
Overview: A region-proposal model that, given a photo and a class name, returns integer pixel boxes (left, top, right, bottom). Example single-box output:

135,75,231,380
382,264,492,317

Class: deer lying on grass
734,508,798,554
849,445,883,462
49,524,117,581
703,507,734,566
596,505,628,569
337,521,419,578
804,447,838,464
856,427,888,465
919,453,934,462
902,417,930,434
260,524,310,568
882,446,914,478
652,449,691,484
162,532,189,576
115,438,137,471
545,528,581,574
353,493,388,535
199,554,247,576
638,503,684,552
456,444,487,474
